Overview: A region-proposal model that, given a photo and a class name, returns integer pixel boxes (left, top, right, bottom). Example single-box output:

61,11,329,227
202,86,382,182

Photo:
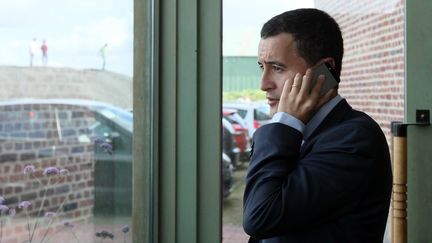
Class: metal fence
223,56,260,92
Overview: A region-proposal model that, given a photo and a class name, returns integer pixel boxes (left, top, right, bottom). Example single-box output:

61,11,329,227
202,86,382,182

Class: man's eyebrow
260,60,287,68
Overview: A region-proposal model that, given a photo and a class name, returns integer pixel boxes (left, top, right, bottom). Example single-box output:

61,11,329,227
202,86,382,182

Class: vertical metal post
391,122,407,243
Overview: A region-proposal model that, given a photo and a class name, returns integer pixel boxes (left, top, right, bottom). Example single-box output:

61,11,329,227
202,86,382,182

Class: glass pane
223,1,403,243
222,1,315,241
0,1,133,242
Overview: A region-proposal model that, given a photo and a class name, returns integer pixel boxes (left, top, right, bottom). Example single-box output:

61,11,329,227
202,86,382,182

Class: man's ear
319,57,335,69
310,57,337,73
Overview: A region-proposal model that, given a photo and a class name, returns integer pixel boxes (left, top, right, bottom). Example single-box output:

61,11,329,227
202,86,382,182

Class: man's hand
277,69,337,124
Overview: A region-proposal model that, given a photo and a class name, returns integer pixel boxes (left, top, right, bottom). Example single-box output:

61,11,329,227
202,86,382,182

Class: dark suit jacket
243,99,392,243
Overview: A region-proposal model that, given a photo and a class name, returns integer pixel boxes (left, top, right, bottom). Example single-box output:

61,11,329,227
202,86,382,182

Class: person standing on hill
29,38,38,67
41,40,48,66
100,43,108,70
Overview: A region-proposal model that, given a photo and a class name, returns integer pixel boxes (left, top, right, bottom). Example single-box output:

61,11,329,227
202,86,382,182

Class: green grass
223,89,266,102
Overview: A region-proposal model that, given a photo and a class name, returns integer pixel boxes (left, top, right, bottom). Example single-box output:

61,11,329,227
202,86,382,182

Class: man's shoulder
345,108,383,132
321,108,388,151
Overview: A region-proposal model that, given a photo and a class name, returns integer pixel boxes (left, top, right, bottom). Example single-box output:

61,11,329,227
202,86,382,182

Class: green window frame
133,0,222,242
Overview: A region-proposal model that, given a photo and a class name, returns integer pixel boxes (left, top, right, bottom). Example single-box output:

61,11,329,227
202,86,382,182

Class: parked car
222,117,241,168
0,99,234,216
223,102,271,138
222,153,234,198
223,108,251,164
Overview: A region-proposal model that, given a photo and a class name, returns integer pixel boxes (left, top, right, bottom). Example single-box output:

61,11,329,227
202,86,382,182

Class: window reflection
0,100,132,242
0,0,133,242
222,1,403,243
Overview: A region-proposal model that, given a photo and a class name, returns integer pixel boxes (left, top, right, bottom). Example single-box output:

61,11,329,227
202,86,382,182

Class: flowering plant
0,196,16,242
0,139,130,243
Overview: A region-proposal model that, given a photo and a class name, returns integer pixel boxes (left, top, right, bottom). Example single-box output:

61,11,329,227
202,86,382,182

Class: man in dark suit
243,8,392,243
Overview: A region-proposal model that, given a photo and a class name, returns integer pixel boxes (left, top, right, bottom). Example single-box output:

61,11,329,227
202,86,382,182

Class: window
222,1,314,242
0,1,133,242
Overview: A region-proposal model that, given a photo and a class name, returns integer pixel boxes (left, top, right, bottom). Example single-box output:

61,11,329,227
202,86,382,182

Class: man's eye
272,65,283,72
258,64,264,71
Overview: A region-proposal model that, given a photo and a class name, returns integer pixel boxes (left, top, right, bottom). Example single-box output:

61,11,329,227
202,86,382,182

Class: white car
223,102,271,138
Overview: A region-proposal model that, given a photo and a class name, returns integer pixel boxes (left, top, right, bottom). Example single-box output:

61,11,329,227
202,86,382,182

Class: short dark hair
261,8,344,77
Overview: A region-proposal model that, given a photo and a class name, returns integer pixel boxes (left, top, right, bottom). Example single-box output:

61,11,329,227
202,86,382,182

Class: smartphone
310,62,339,96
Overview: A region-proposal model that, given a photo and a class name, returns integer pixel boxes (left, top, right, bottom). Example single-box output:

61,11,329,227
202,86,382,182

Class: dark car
223,108,251,164
222,117,241,168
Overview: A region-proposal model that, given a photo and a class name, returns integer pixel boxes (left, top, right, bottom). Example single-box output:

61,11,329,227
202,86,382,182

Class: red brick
316,0,405,144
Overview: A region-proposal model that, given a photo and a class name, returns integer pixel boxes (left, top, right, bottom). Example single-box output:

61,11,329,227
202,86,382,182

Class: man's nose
260,70,274,92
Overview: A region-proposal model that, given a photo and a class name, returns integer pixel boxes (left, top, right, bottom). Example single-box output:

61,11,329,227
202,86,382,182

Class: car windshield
254,106,271,120
235,109,247,119
224,112,246,128
92,105,133,131
0,101,132,141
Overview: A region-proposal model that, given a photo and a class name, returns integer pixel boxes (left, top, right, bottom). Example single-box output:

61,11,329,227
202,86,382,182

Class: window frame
132,0,222,242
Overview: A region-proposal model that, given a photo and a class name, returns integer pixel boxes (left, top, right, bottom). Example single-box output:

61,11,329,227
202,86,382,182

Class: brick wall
315,0,405,142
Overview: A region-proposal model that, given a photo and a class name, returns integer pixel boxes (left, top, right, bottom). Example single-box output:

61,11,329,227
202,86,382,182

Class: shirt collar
303,94,343,140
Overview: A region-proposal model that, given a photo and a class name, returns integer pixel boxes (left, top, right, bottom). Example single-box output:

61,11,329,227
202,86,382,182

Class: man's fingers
280,76,294,99
316,88,337,109
277,71,337,123
290,73,302,92
299,69,313,95
311,74,326,98
278,76,295,113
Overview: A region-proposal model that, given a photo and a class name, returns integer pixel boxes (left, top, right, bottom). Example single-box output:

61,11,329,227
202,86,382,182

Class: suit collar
304,95,343,140
305,98,352,142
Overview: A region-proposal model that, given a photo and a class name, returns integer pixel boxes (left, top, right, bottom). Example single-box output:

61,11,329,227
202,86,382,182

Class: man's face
258,33,309,116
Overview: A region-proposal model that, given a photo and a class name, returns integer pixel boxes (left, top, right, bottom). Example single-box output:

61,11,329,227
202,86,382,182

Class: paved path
223,225,249,243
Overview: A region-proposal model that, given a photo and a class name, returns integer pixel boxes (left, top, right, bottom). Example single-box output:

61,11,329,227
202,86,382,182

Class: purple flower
0,205,9,214
63,221,75,228
59,168,70,175
8,208,16,216
18,201,32,209
94,137,105,145
94,138,113,154
0,196,5,204
23,165,36,175
0,205,14,216
99,142,113,155
43,167,60,176
45,212,56,218
95,230,114,239
121,224,130,234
